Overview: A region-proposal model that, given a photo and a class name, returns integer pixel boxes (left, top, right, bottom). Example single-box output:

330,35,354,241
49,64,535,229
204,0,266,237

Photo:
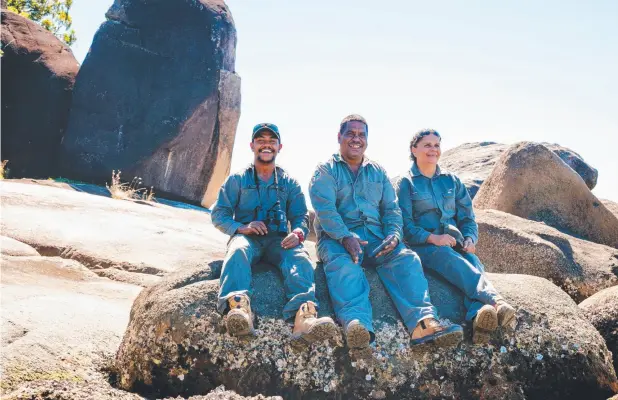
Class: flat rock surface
0,252,141,395
1,235,40,257
0,181,228,282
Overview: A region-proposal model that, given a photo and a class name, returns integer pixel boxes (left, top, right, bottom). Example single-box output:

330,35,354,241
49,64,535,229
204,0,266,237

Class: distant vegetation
6,0,76,45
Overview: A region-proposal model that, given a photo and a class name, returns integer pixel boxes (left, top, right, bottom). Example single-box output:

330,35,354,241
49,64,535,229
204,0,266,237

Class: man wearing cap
308,114,464,352
211,123,337,347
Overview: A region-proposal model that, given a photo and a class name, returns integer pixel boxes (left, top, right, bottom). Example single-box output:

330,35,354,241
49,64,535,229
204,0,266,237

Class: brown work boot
291,301,337,347
226,294,255,337
410,318,463,348
472,304,498,344
345,320,371,349
496,300,516,328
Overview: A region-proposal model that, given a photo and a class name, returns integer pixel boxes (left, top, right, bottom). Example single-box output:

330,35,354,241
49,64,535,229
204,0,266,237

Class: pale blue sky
71,1,618,201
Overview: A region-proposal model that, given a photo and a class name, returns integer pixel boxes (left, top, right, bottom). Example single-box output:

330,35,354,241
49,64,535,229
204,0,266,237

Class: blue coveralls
309,154,438,337
396,163,501,321
211,165,316,320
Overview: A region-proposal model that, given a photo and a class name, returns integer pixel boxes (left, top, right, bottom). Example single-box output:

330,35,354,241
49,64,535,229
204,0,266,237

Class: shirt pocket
239,187,260,212
442,191,456,212
410,191,434,218
363,181,383,205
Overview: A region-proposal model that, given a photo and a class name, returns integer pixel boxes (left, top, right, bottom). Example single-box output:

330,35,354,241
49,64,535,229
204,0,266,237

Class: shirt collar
410,162,441,178
333,153,370,167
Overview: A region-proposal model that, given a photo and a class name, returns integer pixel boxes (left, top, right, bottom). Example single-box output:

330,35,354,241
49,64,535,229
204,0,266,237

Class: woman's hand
427,233,457,247
462,237,476,253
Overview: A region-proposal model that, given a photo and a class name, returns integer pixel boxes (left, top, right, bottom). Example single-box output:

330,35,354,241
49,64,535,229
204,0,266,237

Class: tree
6,0,76,45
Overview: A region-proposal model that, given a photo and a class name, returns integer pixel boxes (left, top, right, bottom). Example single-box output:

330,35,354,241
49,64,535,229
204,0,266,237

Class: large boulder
580,286,618,373
61,0,241,208
603,199,618,220
440,142,598,197
115,261,618,399
476,209,618,302
474,142,618,248
0,11,79,178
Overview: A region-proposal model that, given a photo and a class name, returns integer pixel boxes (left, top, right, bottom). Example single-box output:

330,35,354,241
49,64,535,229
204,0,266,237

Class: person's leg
317,236,374,347
412,245,501,318
217,234,263,315
370,241,437,331
264,240,318,320
458,251,501,321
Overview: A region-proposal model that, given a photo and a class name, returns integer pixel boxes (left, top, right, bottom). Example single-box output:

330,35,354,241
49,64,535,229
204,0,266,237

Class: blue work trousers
217,234,317,320
317,227,437,337
411,245,501,321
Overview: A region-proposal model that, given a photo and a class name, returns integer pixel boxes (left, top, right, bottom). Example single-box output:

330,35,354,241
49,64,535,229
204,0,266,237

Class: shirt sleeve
454,175,479,243
396,176,432,245
308,164,353,241
211,175,244,236
286,176,310,237
379,171,403,241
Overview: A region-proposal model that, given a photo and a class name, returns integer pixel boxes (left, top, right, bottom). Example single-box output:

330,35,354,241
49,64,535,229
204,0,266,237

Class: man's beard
256,154,276,164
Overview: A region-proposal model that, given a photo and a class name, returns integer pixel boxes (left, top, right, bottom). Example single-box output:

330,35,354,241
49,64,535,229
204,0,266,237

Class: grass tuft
0,160,8,179
106,170,155,201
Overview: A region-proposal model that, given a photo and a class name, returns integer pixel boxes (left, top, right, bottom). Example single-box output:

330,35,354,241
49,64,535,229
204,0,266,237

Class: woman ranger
396,129,516,343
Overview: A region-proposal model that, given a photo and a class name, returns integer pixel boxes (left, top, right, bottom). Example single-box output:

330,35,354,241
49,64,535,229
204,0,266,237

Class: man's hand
462,237,476,253
237,221,268,235
280,233,300,249
342,236,369,264
427,234,457,247
374,236,399,258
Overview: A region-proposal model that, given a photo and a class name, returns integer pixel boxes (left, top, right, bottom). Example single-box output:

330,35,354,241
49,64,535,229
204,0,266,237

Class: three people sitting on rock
211,117,515,351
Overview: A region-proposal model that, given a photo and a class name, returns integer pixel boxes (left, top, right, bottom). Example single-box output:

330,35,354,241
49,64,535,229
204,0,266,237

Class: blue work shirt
396,162,478,246
211,165,310,237
309,153,402,242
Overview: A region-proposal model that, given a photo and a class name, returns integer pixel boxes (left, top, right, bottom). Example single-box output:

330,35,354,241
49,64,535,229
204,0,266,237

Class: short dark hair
409,129,441,161
339,114,368,135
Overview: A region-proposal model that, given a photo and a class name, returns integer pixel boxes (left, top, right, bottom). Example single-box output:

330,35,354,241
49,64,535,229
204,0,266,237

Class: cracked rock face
115,263,618,399
61,0,240,208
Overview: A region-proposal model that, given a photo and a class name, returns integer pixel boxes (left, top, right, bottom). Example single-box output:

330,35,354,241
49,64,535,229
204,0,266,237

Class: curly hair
409,129,441,161
339,114,368,135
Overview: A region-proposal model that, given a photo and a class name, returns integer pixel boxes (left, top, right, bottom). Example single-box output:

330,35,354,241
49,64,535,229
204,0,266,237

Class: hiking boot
496,300,516,328
345,320,371,349
226,294,254,337
472,304,498,344
410,318,463,348
291,301,337,346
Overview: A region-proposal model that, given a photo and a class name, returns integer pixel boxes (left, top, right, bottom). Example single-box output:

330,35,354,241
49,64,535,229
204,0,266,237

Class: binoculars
257,206,288,237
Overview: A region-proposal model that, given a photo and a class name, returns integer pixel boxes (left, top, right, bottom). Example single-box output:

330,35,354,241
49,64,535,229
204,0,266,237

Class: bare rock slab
0,236,40,257
115,263,618,399
0,254,141,395
476,209,618,302
0,181,228,280
61,0,240,208
474,142,618,248
580,286,618,373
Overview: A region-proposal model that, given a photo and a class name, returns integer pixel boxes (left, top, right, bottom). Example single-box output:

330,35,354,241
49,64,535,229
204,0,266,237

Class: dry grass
0,160,9,179
106,170,155,201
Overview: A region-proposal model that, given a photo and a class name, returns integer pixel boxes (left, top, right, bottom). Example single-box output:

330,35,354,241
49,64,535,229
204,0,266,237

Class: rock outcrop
580,286,618,373
61,0,241,208
0,251,141,395
0,11,79,178
115,263,618,399
440,142,598,197
474,142,618,248
475,209,618,302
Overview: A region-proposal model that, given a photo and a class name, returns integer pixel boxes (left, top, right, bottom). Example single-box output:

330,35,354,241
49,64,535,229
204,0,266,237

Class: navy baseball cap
252,123,281,142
